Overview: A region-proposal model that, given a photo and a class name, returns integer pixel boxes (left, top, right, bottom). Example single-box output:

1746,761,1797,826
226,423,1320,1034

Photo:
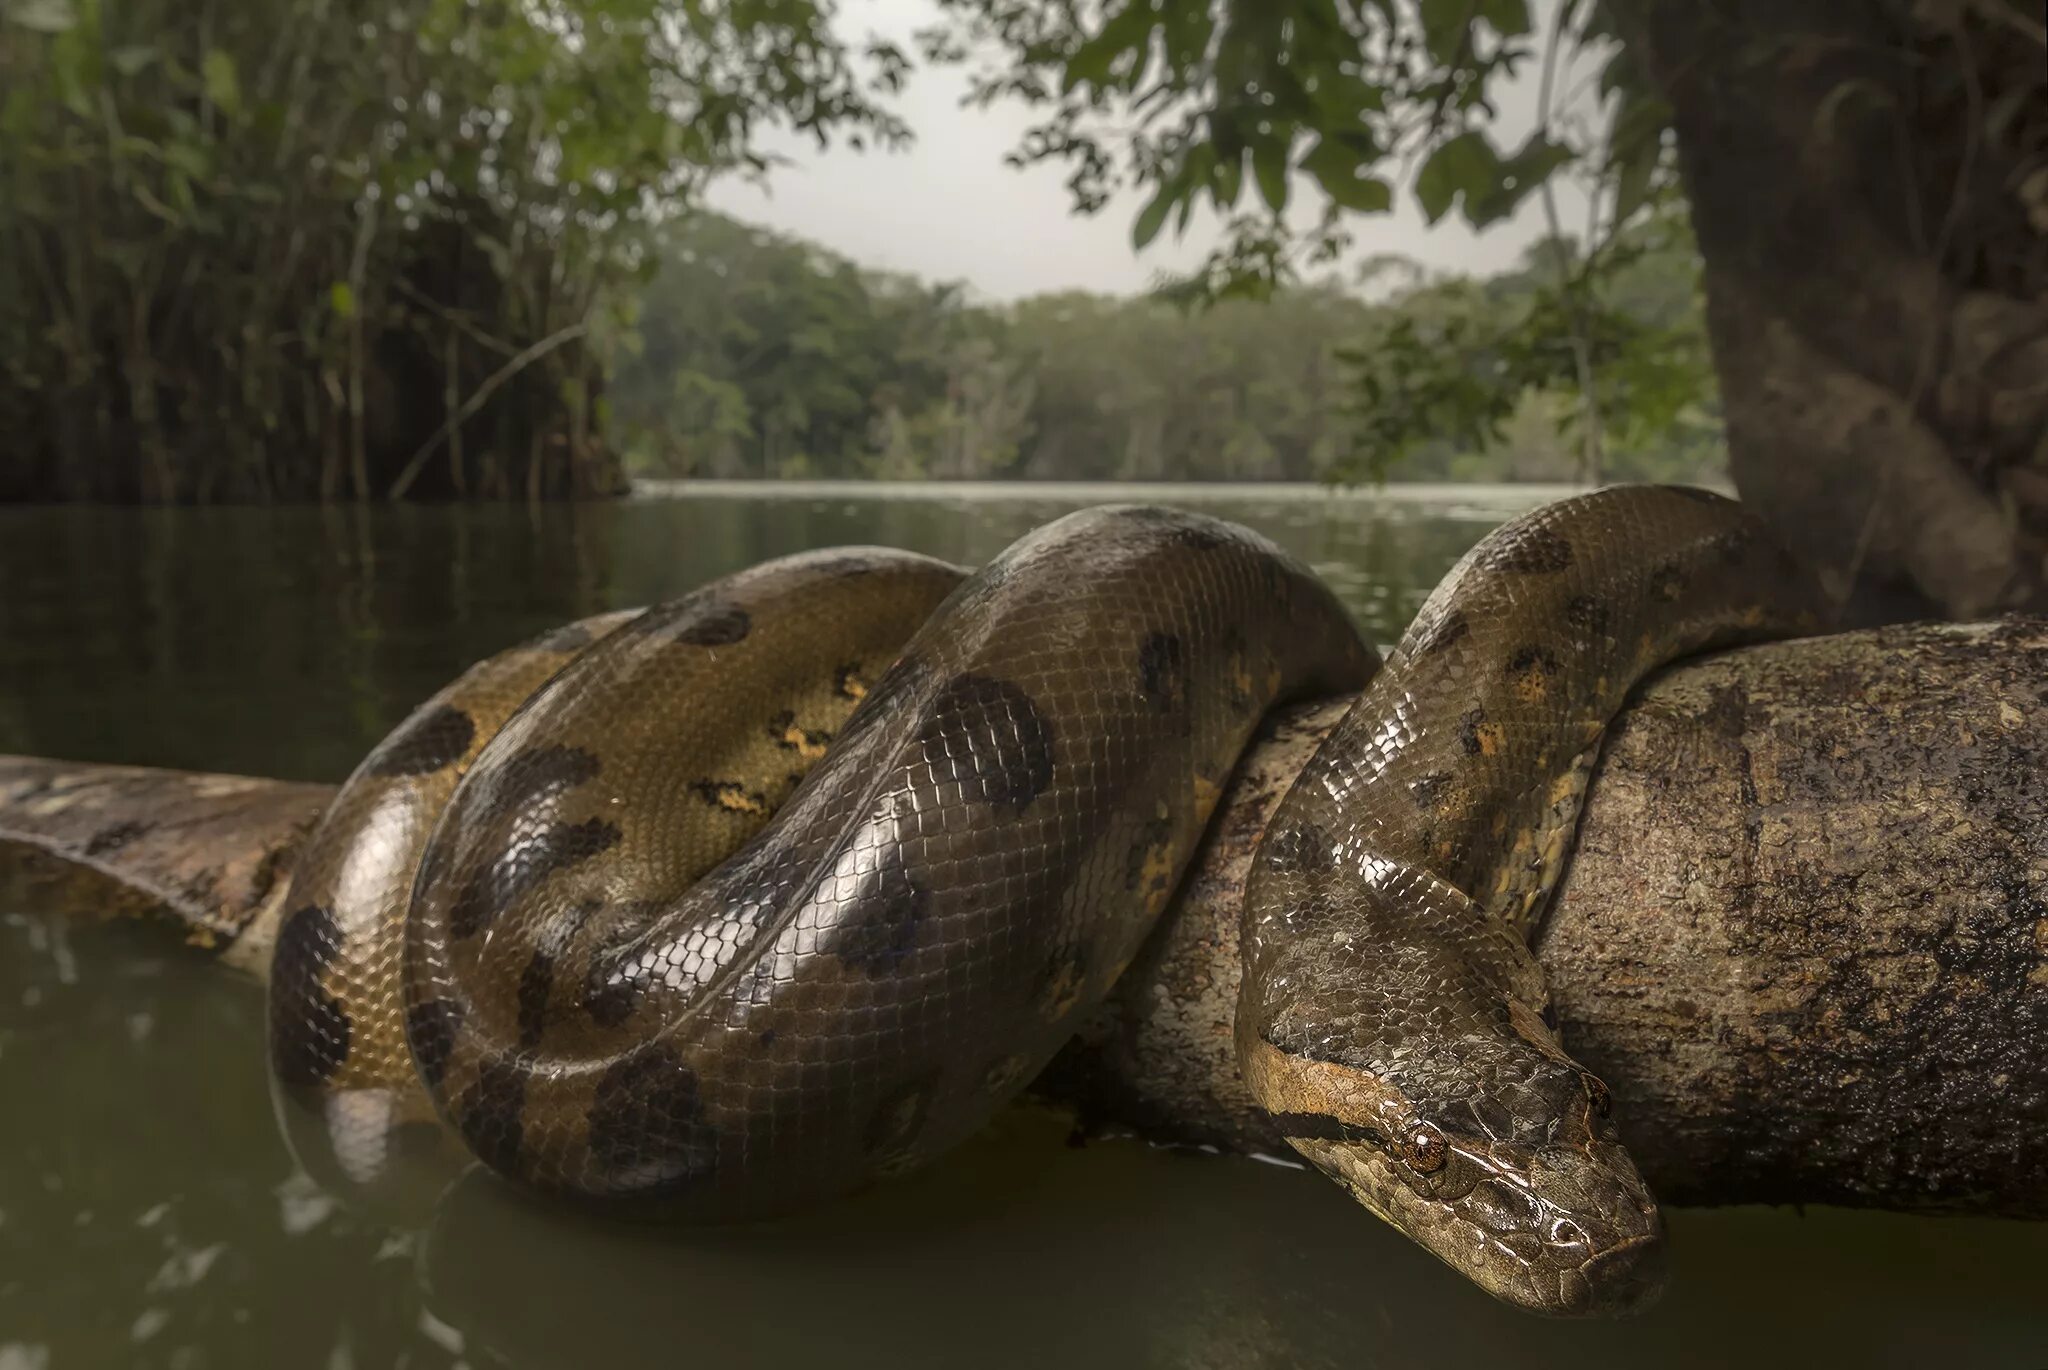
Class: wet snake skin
268,491,1817,1316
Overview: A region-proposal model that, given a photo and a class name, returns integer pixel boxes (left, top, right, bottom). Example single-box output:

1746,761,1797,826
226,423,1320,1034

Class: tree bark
4,620,2046,1212
1616,0,2048,620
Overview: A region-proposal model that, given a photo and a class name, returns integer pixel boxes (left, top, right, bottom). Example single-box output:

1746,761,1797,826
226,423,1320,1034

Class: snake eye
1582,1073,1613,1117
1548,1218,1589,1247
1400,1122,1448,1174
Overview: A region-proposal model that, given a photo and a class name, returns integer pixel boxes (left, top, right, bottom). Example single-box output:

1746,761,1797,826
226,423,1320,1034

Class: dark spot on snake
1263,820,1334,875
1506,645,1561,680
1478,526,1573,576
1137,632,1188,713
689,779,770,815
84,820,150,857
865,1073,939,1160
1459,708,1493,756
1412,609,1471,657
837,847,930,973
1123,813,1176,890
833,662,868,700
475,744,602,814
1409,771,1454,811
447,818,622,939
1036,945,1088,1019
1221,628,1256,713
583,953,642,1029
765,710,832,756
268,905,350,1088
405,996,464,1089
364,703,476,777
830,655,926,750
1582,1072,1613,1117
675,603,751,647
1564,595,1610,635
457,1059,527,1175
758,1028,778,1047
515,949,555,1049
587,1047,716,1193
917,673,1056,812
1649,562,1687,602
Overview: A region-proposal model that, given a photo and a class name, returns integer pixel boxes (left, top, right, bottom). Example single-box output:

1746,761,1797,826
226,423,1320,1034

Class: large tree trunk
4,621,2046,1212
1616,0,2048,620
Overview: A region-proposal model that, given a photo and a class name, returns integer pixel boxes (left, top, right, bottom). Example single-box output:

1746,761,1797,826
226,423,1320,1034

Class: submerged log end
0,756,330,968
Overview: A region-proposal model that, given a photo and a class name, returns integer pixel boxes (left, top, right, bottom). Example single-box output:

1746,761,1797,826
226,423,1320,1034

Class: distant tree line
0,0,1730,503
611,208,1726,486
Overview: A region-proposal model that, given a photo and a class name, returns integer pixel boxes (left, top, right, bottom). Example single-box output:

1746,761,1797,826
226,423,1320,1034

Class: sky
704,0,1599,303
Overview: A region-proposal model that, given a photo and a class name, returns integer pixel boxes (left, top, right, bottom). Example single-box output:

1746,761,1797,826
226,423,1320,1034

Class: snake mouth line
1567,1230,1666,1317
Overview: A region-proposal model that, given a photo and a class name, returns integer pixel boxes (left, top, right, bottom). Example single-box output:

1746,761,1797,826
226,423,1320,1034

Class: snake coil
268,489,1818,1316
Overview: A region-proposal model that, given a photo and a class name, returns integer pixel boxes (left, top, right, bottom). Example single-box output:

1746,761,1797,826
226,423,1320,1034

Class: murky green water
2,483,2043,1369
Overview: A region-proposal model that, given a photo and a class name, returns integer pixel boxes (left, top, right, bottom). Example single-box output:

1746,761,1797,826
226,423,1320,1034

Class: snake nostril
1549,1217,1589,1247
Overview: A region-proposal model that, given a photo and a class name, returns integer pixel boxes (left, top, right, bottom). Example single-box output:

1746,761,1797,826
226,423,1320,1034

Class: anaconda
266,489,1819,1317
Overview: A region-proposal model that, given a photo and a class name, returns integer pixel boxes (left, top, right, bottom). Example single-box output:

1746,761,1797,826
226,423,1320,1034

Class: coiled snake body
268,488,1818,1316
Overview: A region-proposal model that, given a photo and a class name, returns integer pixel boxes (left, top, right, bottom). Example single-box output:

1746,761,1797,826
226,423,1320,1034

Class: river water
0,483,2041,1368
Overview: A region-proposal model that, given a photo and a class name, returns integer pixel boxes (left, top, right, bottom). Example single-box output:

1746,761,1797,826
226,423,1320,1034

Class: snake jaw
1291,1125,1667,1318
1244,1034,1665,1317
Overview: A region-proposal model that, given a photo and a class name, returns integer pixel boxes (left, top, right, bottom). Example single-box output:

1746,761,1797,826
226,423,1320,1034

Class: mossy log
3,619,2045,1213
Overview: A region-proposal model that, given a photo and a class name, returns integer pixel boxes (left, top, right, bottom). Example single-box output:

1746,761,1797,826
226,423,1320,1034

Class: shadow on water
3,485,2044,1368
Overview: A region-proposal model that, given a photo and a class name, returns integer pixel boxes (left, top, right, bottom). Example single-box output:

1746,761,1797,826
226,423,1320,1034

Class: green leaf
328,282,355,319
1132,183,1175,250
1252,139,1290,213
1474,0,1531,37
201,48,240,118
1417,0,1474,64
1302,137,1392,213
1606,90,1671,229
1466,133,1572,227
1064,2,1154,93
1413,131,1497,224
1211,151,1244,211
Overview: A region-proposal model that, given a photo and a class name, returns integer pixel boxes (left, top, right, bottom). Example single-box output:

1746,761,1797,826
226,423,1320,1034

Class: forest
4,0,2040,620
608,205,1723,486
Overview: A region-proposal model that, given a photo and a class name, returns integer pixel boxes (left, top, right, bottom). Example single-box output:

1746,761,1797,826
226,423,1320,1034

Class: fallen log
4,619,2045,1213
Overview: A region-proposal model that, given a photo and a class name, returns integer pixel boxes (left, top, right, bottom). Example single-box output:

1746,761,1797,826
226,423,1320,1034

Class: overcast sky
704,0,1595,302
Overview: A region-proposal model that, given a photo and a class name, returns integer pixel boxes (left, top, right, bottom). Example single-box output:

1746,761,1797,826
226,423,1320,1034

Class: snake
265,487,1819,1317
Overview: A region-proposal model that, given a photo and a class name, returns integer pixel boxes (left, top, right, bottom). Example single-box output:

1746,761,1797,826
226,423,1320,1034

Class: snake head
1242,1031,1666,1318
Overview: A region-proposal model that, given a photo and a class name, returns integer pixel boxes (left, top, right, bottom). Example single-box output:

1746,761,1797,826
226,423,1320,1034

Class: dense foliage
0,0,906,500
613,205,1723,484
1,0,1726,498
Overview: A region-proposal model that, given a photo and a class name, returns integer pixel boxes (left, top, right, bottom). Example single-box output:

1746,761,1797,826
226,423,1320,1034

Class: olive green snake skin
267,487,1819,1317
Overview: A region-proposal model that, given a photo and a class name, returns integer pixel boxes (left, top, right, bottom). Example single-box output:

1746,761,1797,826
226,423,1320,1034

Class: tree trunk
4,621,2046,1212
1616,0,2048,620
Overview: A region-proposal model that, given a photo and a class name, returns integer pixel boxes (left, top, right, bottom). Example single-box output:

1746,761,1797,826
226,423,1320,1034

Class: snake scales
267,487,1819,1317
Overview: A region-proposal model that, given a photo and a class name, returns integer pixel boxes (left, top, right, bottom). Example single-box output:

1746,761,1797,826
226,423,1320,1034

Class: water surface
2,483,2042,1368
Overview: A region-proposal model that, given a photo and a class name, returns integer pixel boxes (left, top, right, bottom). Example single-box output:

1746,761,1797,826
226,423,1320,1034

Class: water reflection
0,483,1512,781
